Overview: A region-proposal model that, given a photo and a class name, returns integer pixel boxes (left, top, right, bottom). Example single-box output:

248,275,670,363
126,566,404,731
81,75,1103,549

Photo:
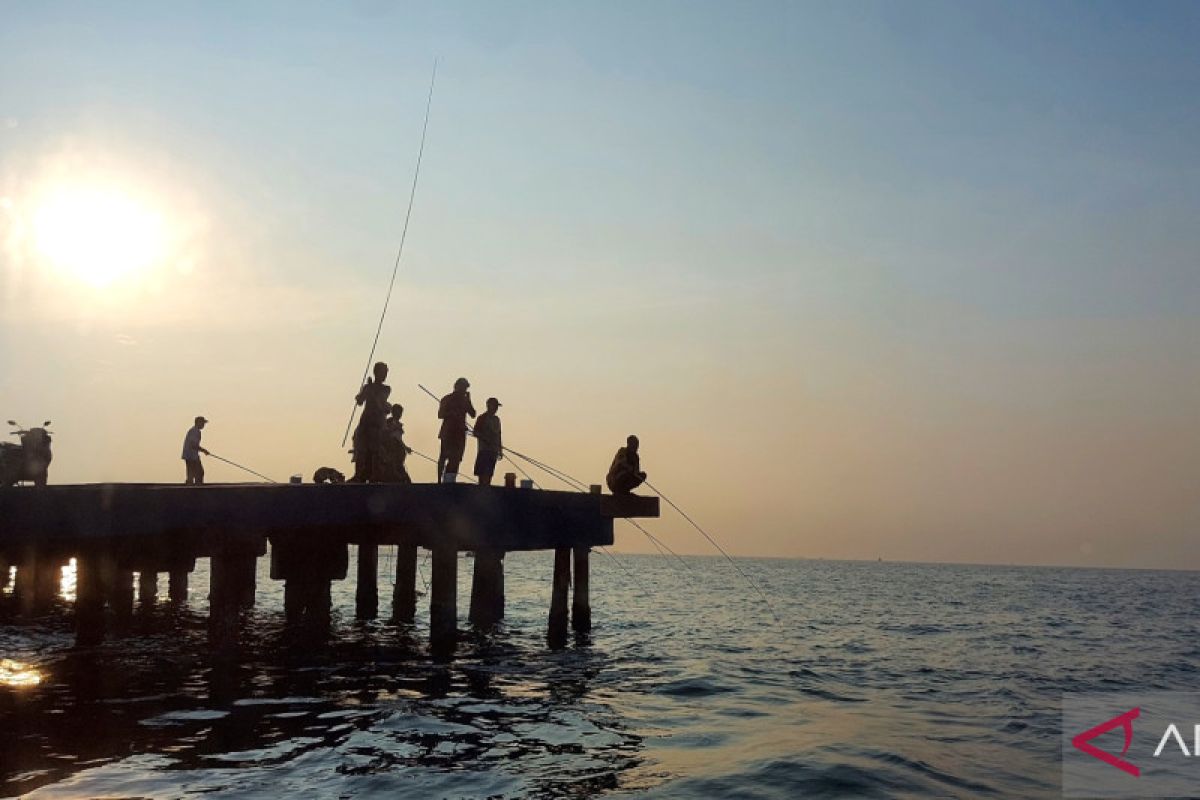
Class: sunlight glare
0,659,42,688
34,183,168,287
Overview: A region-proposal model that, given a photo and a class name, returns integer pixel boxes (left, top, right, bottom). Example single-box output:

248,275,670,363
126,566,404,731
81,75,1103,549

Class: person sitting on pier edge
606,434,647,495
473,397,504,486
380,403,413,484
350,361,391,482
437,377,476,481
182,415,210,485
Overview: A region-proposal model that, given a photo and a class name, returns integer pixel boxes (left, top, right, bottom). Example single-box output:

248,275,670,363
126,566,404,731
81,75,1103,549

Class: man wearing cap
473,397,504,486
437,377,476,481
182,416,210,485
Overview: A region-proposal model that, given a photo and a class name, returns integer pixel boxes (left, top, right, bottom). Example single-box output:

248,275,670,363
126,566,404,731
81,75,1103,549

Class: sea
2,553,1198,799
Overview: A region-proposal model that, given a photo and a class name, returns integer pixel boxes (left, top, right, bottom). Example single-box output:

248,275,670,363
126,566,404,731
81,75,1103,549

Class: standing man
473,397,503,486
182,415,210,485
350,361,391,482
437,377,476,480
606,434,647,495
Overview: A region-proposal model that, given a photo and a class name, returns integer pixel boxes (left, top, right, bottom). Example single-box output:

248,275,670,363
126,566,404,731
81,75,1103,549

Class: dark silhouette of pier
0,483,658,652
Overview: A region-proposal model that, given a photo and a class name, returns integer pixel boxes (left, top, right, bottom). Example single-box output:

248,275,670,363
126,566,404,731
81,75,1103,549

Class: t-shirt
475,412,502,455
438,392,477,442
182,426,203,461
356,380,391,430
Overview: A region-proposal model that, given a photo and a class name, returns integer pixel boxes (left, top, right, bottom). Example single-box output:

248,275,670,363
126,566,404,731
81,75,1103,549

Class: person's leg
196,460,205,485
473,450,492,486
184,460,193,485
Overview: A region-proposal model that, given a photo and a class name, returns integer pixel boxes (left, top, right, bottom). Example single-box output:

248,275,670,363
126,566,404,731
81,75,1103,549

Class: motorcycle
0,420,53,486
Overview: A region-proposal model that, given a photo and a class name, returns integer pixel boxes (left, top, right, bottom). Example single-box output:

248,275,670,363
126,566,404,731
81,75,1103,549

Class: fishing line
416,382,701,571
646,480,780,622
206,452,278,483
341,59,439,448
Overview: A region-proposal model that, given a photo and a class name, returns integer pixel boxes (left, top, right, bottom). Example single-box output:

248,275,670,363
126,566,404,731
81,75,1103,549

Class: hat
487,397,501,407
195,415,209,424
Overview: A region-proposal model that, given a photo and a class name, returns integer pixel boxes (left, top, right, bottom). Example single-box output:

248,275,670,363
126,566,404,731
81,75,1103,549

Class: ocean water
2,553,1199,798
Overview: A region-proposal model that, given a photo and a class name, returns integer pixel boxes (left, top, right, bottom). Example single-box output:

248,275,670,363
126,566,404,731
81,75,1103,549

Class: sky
1,1,1197,567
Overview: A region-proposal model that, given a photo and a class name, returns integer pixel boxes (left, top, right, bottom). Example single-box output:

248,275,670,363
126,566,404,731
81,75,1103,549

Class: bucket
519,479,534,489
441,472,458,484
504,472,517,488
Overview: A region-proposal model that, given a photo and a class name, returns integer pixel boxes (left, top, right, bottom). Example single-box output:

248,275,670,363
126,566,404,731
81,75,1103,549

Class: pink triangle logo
1072,707,1141,777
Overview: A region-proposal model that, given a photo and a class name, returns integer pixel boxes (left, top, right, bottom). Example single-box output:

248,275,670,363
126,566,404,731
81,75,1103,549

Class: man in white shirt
182,416,210,485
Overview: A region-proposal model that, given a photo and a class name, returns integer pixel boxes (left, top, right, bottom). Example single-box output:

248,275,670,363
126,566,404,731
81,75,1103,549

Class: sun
33,183,168,288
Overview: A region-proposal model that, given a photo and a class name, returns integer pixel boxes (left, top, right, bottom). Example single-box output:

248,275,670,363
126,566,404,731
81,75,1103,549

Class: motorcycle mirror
43,420,51,426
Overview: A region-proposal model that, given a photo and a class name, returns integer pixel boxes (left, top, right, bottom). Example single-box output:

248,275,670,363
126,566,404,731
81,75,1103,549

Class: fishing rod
340,59,439,448
206,452,278,483
645,480,780,622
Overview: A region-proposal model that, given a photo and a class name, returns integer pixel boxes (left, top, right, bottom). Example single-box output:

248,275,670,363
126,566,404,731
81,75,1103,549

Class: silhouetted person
350,362,391,482
182,415,209,485
606,434,646,495
381,403,412,484
473,397,503,486
437,377,476,480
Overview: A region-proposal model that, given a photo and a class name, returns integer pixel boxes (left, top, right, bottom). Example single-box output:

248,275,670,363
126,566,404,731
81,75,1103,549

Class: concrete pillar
233,554,257,607
355,543,379,619
392,544,417,623
75,553,106,647
572,547,591,633
109,568,134,620
207,555,240,651
548,547,571,646
469,550,505,629
430,547,457,652
168,569,189,604
138,571,157,607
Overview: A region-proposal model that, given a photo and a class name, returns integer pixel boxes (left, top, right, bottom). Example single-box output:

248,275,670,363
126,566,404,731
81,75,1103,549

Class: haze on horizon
1,1,1197,569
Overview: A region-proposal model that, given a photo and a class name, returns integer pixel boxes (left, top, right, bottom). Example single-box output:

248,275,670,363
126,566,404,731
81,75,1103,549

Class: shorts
439,437,466,463
473,450,499,478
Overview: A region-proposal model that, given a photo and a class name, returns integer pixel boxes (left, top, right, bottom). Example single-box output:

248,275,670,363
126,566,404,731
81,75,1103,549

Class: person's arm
438,396,447,420
356,379,371,406
496,420,503,457
466,394,476,418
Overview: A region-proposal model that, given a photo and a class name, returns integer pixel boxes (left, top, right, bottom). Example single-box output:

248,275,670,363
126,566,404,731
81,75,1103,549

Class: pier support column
208,554,242,651
572,547,591,633
109,568,134,621
138,571,157,607
469,550,505,629
392,543,417,623
548,547,571,646
430,547,457,653
355,542,379,620
75,553,106,647
168,569,189,604
232,554,257,607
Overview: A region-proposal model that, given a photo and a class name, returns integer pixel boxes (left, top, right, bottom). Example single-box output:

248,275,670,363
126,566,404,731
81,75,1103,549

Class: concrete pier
355,542,378,619
469,550,504,628
392,543,417,623
548,547,571,646
430,547,457,653
1,483,658,652
572,547,591,633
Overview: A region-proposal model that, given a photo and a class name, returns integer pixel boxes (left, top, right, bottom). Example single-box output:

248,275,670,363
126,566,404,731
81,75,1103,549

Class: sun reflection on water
0,659,42,688
59,557,77,603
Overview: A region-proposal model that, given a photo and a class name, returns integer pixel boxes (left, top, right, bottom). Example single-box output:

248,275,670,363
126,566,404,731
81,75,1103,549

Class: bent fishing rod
341,59,438,448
